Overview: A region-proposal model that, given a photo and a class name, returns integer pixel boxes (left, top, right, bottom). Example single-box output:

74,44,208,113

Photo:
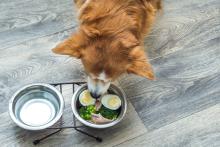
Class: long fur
53,0,162,80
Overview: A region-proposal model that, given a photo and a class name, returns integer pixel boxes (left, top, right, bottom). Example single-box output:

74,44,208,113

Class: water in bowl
17,90,57,127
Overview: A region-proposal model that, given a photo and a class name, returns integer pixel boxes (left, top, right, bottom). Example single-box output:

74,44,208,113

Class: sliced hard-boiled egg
79,90,96,106
101,94,121,110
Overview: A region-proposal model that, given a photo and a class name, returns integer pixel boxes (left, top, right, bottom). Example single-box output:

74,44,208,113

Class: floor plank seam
0,25,78,50
142,102,220,132
112,133,146,147
114,103,220,147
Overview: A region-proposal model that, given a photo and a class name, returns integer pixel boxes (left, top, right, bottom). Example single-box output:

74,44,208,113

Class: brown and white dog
52,0,161,98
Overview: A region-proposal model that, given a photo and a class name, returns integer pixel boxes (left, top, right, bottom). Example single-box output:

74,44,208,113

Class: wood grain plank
0,29,85,114
117,0,220,131
117,104,220,147
145,0,220,60
119,36,220,131
0,85,147,147
0,0,78,49
0,0,220,146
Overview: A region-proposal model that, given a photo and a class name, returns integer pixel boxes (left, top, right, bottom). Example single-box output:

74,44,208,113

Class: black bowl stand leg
32,127,102,145
33,129,62,145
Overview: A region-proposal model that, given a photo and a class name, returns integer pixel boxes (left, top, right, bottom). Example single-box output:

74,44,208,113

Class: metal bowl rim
71,84,127,129
9,83,65,131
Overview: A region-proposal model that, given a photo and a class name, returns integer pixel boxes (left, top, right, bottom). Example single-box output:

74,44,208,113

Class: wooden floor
0,0,220,146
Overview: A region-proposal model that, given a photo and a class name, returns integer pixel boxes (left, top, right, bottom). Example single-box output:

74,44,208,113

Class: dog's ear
52,32,84,58
127,46,155,80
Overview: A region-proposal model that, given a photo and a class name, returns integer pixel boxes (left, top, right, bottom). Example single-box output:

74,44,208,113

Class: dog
52,0,161,98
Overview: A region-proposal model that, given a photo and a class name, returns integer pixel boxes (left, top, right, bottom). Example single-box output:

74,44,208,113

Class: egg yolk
82,92,92,104
108,97,119,107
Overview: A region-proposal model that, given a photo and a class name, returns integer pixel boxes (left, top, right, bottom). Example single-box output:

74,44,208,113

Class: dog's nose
90,92,101,99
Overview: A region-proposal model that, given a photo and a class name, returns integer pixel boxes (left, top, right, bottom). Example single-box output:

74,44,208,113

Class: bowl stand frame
33,81,102,145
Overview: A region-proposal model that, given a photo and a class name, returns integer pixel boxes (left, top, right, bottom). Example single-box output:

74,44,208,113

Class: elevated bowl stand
33,81,102,145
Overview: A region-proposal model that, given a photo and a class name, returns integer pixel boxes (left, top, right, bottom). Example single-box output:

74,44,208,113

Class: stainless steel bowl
9,83,64,131
72,84,127,129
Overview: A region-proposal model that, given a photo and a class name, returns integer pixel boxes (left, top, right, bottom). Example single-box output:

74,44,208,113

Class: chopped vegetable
79,105,96,120
78,93,121,123
98,106,119,120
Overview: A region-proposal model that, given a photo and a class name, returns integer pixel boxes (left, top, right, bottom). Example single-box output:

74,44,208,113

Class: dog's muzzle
87,76,110,99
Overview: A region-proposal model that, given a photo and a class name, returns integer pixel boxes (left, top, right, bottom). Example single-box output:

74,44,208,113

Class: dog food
78,90,121,124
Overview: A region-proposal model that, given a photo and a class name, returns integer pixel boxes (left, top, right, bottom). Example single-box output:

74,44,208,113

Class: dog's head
52,0,155,98
52,30,154,98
